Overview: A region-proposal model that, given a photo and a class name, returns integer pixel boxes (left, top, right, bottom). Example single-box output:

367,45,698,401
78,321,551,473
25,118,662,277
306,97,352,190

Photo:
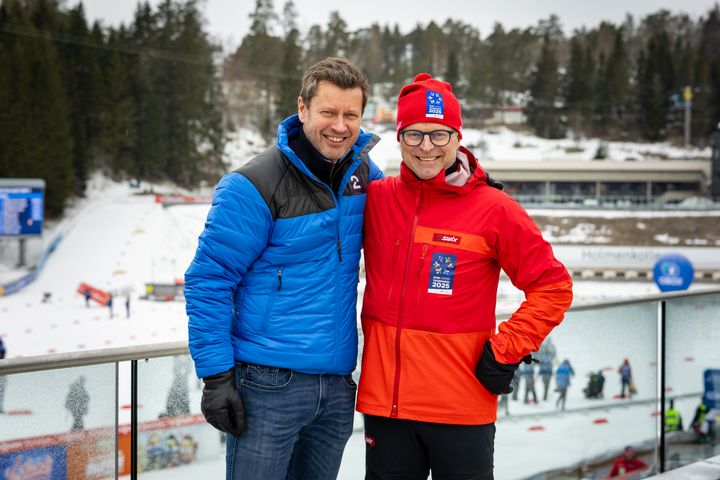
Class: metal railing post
115,362,119,479
131,360,138,480
657,300,667,473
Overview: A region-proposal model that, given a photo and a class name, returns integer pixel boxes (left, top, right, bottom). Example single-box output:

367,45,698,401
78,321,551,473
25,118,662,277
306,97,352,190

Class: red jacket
608,455,648,477
357,148,573,425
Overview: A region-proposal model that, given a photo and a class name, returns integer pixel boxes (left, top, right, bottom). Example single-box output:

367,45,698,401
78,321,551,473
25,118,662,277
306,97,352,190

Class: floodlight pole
683,86,692,147
17,238,26,268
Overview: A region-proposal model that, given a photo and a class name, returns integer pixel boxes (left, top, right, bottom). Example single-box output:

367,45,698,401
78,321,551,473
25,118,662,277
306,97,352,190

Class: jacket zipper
416,244,428,277
415,244,429,305
261,268,282,332
390,183,424,418
385,240,401,303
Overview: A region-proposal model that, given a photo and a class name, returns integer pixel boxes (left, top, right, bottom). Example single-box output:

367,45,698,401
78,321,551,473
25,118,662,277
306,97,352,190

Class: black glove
201,368,245,436
475,340,534,395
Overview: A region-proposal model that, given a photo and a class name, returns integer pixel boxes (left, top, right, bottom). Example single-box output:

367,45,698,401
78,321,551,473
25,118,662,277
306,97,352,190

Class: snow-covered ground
1,127,718,479
222,123,711,174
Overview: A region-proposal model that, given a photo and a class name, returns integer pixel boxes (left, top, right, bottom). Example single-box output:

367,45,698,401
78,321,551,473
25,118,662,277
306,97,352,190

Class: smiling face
297,81,363,162
399,122,459,180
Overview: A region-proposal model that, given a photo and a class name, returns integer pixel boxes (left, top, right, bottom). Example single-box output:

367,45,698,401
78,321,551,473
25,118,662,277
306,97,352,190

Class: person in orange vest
357,73,573,479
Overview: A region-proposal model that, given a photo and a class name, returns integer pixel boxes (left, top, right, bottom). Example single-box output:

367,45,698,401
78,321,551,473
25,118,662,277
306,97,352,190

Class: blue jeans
226,362,357,480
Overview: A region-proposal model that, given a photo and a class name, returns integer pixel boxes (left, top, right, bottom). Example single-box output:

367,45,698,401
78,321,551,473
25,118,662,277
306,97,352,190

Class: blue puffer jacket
186,115,382,378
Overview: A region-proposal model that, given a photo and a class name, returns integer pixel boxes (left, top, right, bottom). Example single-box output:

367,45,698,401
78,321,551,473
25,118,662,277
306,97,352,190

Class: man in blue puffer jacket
185,57,382,480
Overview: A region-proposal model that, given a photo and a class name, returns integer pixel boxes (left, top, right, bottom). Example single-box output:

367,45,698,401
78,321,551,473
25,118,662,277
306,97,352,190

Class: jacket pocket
385,240,401,304
241,363,293,390
261,268,283,333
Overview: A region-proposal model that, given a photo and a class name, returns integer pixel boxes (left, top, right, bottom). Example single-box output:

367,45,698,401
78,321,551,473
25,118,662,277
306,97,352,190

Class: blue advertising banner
653,253,694,292
0,445,67,480
704,369,720,410
0,181,44,237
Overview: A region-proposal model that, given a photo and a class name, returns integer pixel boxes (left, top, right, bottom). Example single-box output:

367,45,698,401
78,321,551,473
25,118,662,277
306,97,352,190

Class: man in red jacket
608,446,649,478
357,73,573,479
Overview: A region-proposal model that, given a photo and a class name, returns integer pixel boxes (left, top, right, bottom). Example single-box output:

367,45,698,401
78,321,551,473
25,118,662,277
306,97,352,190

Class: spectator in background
584,370,606,399
521,361,538,404
664,399,683,433
498,393,510,416
691,400,712,444
618,358,634,399
555,359,575,410
537,338,556,402
607,446,648,478
511,370,521,401
107,294,114,319
65,376,89,430
539,357,554,401
84,289,91,307
125,295,131,318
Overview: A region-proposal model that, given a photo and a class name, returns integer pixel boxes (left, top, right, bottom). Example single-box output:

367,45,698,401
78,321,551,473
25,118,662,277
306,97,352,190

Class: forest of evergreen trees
0,0,224,216
229,1,720,146
1,0,720,216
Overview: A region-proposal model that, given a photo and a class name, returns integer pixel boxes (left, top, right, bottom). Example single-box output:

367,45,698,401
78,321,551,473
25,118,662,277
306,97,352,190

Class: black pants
364,415,495,480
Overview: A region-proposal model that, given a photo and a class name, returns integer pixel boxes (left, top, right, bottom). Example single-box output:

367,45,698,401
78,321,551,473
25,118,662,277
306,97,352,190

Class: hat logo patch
426,90,444,119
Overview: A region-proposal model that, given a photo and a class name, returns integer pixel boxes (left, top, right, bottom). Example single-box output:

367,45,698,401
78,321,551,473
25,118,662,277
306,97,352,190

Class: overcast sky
83,0,718,50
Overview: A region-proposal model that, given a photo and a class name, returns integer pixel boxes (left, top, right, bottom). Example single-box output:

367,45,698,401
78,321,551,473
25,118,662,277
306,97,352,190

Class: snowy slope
0,177,205,357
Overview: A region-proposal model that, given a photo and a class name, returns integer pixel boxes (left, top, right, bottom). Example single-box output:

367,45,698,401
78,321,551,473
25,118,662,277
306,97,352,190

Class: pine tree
409,22,443,77
324,11,348,57
58,3,104,194
0,0,74,216
304,24,325,67
0,44,12,177
636,30,675,140
99,27,137,175
33,35,75,216
595,28,630,136
130,1,168,181
353,23,384,85
564,35,595,135
274,0,302,124
527,34,564,138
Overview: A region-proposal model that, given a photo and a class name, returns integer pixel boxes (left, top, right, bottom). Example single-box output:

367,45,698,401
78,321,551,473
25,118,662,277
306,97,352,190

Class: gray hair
299,57,369,112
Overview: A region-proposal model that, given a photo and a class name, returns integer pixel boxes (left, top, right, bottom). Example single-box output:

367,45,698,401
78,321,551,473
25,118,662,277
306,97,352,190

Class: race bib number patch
428,253,456,295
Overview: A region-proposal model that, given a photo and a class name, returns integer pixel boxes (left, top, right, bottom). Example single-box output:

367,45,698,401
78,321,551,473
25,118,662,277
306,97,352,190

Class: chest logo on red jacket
428,253,456,295
432,233,461,245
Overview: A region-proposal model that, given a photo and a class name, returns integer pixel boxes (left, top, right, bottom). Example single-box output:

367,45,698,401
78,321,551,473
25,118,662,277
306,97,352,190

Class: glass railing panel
134,354,224,477
0,363,117,479
494,301,659,479
664,292,720,471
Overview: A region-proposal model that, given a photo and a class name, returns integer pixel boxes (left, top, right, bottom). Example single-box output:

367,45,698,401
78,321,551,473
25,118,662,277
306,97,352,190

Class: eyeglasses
400,129,455,147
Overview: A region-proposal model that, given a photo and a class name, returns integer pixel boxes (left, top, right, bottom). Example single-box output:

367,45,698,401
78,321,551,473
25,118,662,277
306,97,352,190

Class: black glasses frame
400,129,455,147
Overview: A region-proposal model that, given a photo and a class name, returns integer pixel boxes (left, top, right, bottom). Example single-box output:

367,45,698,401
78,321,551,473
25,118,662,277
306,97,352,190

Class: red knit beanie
396,73,462,140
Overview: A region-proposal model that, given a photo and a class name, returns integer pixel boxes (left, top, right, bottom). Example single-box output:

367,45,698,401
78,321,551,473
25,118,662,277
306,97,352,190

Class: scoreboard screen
0,180,45,237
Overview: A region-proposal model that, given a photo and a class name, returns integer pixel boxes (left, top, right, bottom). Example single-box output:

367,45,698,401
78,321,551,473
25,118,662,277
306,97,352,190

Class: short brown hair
299,57,369,112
